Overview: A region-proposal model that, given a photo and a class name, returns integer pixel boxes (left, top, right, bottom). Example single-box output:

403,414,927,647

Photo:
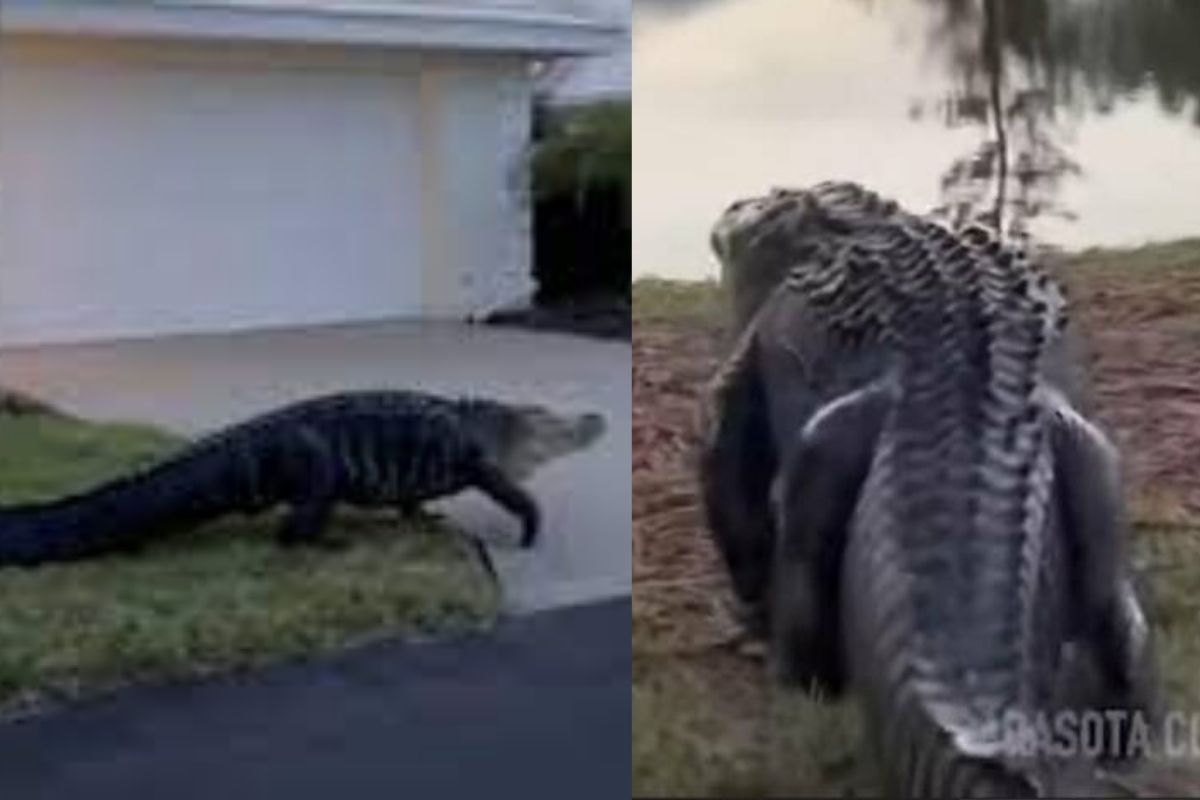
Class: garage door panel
0,51,423,344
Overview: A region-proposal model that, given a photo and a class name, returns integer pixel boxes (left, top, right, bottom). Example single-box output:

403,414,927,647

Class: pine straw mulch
632,314,736,657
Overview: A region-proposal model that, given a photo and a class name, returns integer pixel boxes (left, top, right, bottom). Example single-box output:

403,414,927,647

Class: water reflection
634,0,1200,278
907,0,1200,241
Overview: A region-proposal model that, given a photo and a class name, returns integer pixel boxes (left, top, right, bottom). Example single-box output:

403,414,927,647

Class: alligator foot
769,574,844,697
471,461,540,548
275,498,335,549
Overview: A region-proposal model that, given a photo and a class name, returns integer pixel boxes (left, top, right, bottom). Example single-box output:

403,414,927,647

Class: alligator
0,390,605,566
700,182,1158,796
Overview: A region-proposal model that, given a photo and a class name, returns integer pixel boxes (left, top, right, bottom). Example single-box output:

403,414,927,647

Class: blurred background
634,0,1200,278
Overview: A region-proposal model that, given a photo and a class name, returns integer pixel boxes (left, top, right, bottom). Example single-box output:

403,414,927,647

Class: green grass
632,278,723,326
633,652,878,798
1063,237,1200,273
0,413,498,717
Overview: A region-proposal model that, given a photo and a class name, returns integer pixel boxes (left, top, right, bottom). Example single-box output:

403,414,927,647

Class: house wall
0,37,534,345
418,58,534,318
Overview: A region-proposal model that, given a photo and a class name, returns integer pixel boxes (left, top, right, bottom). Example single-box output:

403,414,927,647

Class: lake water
633,0,1200,278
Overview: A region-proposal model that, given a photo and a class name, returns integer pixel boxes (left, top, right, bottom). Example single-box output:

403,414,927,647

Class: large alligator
0,390,605,566
700,182,1158,796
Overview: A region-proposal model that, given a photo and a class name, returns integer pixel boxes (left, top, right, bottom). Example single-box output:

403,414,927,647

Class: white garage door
0,45,424,345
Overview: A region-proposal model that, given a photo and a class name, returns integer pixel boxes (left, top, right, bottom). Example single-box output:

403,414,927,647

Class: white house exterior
0,1,623,346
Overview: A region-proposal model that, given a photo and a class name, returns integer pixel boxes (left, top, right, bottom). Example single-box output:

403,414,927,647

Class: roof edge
0,2,625,56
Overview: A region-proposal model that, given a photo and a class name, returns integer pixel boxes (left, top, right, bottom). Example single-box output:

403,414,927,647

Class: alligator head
711,180,1070,341
711,182,907,329
457,399,606,481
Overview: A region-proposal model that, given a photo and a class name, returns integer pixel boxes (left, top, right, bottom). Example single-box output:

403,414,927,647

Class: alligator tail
840,225,1068,797
842,508,1043,797
0,444,236,566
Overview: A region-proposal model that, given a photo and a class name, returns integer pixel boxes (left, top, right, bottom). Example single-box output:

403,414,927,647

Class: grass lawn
0,412,498,718
632,240,1200,796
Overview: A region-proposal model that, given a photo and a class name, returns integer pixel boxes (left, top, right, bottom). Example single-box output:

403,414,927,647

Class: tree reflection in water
885,0,1200,242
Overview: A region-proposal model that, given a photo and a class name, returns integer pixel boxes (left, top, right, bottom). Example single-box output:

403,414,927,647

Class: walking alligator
701,182,1158,796
0,390,605,566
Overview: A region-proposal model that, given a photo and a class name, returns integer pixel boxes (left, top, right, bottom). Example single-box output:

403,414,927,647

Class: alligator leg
277,500,338,548
471,460,540,548
275,427,340,549
699,329,778,636
462,534,499,584
1050,398,1159,748
771,384,886,695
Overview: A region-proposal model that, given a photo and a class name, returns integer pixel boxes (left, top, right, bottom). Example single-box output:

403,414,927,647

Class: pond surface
634,0,1200,278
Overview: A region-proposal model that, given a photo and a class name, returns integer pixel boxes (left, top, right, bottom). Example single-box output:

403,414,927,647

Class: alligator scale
701,182,1158,796
0,390,604,566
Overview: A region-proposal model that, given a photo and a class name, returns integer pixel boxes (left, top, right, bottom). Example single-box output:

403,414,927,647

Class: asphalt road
0,598,631,799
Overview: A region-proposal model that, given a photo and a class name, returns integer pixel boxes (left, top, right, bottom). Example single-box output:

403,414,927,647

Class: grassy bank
0,412,498,717
632,240,1200,796
632,278,722,326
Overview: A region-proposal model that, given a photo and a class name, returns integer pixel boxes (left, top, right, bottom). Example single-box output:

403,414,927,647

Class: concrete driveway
0,320,631,613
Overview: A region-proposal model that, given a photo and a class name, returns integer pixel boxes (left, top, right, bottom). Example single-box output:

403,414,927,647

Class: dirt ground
1061,248,1200,517
632,242,1200,795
